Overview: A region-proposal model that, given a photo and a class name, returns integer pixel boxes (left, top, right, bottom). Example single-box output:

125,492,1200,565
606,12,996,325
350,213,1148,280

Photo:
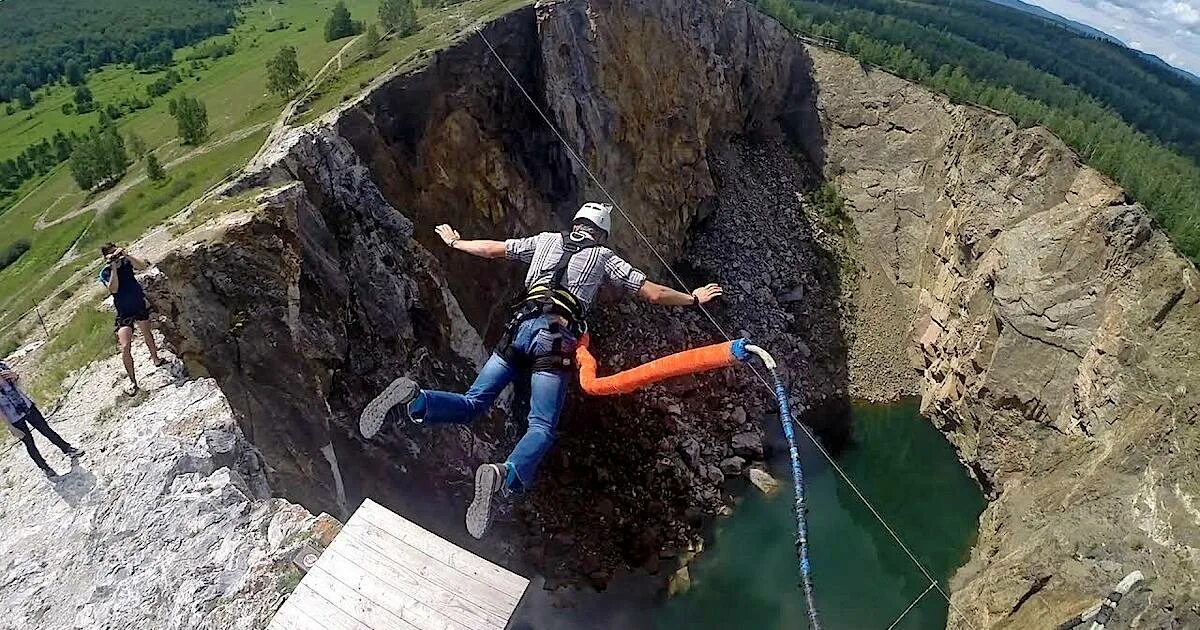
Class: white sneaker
359,377,419,438
466,463,506,539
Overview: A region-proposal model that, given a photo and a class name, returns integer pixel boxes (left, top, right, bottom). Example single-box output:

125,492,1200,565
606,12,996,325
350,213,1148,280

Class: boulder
746,467,780,495
731,431,763,458
719,456,746,476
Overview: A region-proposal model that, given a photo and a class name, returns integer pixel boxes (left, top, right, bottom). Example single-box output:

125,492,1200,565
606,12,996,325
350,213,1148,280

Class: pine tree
324,2,361,41
379,0,418,36
73,84,95,113
146,153,166,182
265,46,306,98
169,95,208,145
14,84,33,109
52,130,74,161
65,60,85,86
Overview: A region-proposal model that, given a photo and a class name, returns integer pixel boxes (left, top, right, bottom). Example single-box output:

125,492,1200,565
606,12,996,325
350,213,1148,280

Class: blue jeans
415,316,575,491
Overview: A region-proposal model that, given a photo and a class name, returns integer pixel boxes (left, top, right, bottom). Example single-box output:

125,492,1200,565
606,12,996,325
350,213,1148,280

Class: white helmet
573,202,613,235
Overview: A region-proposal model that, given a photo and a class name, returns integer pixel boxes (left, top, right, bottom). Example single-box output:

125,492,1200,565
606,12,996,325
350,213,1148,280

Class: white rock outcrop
0,346,327,630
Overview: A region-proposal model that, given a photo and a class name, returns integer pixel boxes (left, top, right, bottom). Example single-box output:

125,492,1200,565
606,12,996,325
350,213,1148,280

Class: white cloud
1163,0,1200,26
1026,0,1200,74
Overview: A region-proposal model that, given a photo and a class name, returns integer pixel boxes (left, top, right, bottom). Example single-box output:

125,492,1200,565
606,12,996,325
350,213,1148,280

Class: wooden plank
345,519,523,612
267,499,529,630
352,499,528,600
277,582,376,630
321,534,513,629
334,526,519,619
265,603,304,630
303,563,449,630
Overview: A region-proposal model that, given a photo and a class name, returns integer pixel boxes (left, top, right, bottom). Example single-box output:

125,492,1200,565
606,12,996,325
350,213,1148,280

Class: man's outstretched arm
435,224,506,259
639,281,723,306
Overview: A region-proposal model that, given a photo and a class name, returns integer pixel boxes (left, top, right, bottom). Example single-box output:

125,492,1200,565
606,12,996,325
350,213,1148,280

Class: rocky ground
144,0,846,594
513,138,849,587
0,336,333,630
5,1,1195,628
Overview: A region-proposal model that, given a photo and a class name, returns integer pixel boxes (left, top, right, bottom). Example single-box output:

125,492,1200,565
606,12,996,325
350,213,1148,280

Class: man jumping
99,243,164,395
359,203,723,538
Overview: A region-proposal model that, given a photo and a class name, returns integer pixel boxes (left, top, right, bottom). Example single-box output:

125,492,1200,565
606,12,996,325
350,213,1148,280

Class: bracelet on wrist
692,294,700,307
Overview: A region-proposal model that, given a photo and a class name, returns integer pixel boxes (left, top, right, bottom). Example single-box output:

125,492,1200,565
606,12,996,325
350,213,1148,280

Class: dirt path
246,33,361,173
37,31,360,234
6,31,367,343
35,123,269,232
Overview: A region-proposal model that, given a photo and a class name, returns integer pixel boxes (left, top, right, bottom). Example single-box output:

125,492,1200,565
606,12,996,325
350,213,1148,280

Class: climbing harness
497,231,599,373
1056,571,1143,630
474,23,980,630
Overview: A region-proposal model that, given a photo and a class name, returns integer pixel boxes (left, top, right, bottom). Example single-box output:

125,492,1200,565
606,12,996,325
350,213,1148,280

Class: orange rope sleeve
576,334,741,396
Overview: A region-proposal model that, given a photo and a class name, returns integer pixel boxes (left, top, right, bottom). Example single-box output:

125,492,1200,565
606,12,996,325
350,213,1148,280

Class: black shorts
115,307,151,330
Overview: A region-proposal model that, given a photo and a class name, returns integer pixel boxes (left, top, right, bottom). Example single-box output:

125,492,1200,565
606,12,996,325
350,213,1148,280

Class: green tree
52,130,74,161
65,60,85,85
364,24,382,58
73,84,95,113
378,0,418,36
146,153,166,182
99,126,129,175
324,1,362,41
168,95,208,145
14,84,33,109
265,46,306,98
68,125,129,190
69,142,100,190
127,132,147,159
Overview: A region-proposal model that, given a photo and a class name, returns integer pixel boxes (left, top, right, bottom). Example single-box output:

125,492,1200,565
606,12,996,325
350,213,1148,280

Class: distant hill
984,0,1200,85
755,0,1200,258
1133,49,1200,86
984,0,1121,43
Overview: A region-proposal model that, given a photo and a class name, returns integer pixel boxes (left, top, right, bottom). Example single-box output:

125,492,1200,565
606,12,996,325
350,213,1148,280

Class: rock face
149,0,845,590
802,49,1200,627
141,0,1199,624
0,343,329,629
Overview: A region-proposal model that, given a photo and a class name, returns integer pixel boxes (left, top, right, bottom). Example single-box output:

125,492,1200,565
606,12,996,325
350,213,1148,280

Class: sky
1024,0,1200,75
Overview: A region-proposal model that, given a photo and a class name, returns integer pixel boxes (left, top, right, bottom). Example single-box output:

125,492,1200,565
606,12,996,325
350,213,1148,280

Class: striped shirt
0,361,33,425
505,231,647,314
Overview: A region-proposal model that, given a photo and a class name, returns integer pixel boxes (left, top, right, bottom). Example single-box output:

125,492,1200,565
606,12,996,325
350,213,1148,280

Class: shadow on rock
49,459,96,507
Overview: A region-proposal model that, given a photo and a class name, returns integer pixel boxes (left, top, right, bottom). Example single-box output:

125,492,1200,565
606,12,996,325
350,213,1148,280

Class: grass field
0,0,393,330
0,0,533,399
296,0,532,125
0,0,381,166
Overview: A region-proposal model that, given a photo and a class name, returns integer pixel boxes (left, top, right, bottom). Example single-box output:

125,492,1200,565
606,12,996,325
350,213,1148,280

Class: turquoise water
655,401,985,629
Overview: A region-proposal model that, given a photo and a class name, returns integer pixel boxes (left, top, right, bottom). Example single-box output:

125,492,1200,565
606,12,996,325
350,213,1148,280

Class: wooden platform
268,498,529,630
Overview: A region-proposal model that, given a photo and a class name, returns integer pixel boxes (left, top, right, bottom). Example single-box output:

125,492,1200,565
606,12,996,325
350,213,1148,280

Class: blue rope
764,364,822,630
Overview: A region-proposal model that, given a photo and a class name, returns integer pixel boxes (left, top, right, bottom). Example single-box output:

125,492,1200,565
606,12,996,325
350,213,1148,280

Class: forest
0,0,236,104
755,0,1200,261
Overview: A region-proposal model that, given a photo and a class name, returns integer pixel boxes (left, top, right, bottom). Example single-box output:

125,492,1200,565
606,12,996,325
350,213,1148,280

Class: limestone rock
731,431,764,458
805,45,1200,628
747,467,780,496
667,566,691,597
0,365,325,630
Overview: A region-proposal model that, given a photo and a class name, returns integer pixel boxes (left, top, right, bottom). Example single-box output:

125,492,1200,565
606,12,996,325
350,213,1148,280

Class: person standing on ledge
0,361,84,477
359,203,723,539
99,243,164,395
